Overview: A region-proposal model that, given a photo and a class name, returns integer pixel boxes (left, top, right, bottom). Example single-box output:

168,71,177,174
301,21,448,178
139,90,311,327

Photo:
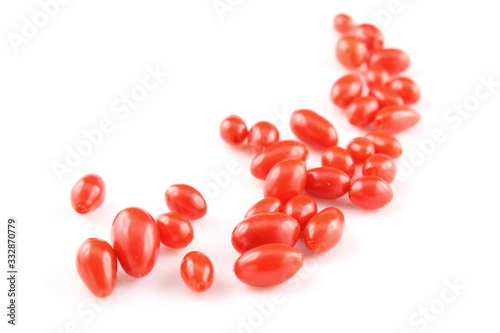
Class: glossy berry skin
345,96,380,127
362,154,397,183
250,140,309,180
330,74,363,109
244,197,283,218
373,105,421,133
231,212,300,254
349,175,393,209
347,137,376,163
387,77,420,104
336,35,367,69
365,65,389,88
290,109,338,150
76,238,117,298
369,85,404,108
353,24,384,52
264,159,307,204
220,115,247,145
305,167,350,199
111,207,160,278
369,48,410,75
304,207,345,253
234,243,303,287
247,121,280,153
156,212,194,249
284,195,318,230
365,131,402,158
333,13,354,33
321,146,355,178
165,184,207,220
180,251,214,292
70,174,106,214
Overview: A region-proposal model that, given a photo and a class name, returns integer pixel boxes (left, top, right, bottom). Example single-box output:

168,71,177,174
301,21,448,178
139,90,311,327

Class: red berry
156,212,194,249
369,48,410,75
386,77,420,104
220,115,247,145
345,96,380,127
347,137,376,163
333,14,354,33
304,207,345,253
263,159,307,204
70,174,106,214
349,175,393,209
305,167,350,199
180,251,214,292
76,238,117,298
111,207,160,278
165,184,207,220
234,243,303,287
244,197,283,218
336,35,368,69
247,121,280,153
365,131,402,158
330,74,363,109
321,146,355,178
362,154,397,183
290,109,338,150
373,105,421,133
231,212,300,254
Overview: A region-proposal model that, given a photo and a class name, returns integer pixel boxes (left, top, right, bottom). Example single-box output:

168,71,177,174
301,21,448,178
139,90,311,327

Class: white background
1,0,500,332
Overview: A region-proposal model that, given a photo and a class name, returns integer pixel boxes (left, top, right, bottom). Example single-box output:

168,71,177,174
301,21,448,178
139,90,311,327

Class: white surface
1,1,500,332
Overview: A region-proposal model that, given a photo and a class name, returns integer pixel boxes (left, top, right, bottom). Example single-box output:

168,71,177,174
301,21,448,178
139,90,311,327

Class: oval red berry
111,207,160,278
234,243,303,287
305,167,350,199
231,212,300,254
76,238,117,298
165,184,207,220
304,207,345,253
290,109,338,150
70,174,106,214
264,159,307,204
